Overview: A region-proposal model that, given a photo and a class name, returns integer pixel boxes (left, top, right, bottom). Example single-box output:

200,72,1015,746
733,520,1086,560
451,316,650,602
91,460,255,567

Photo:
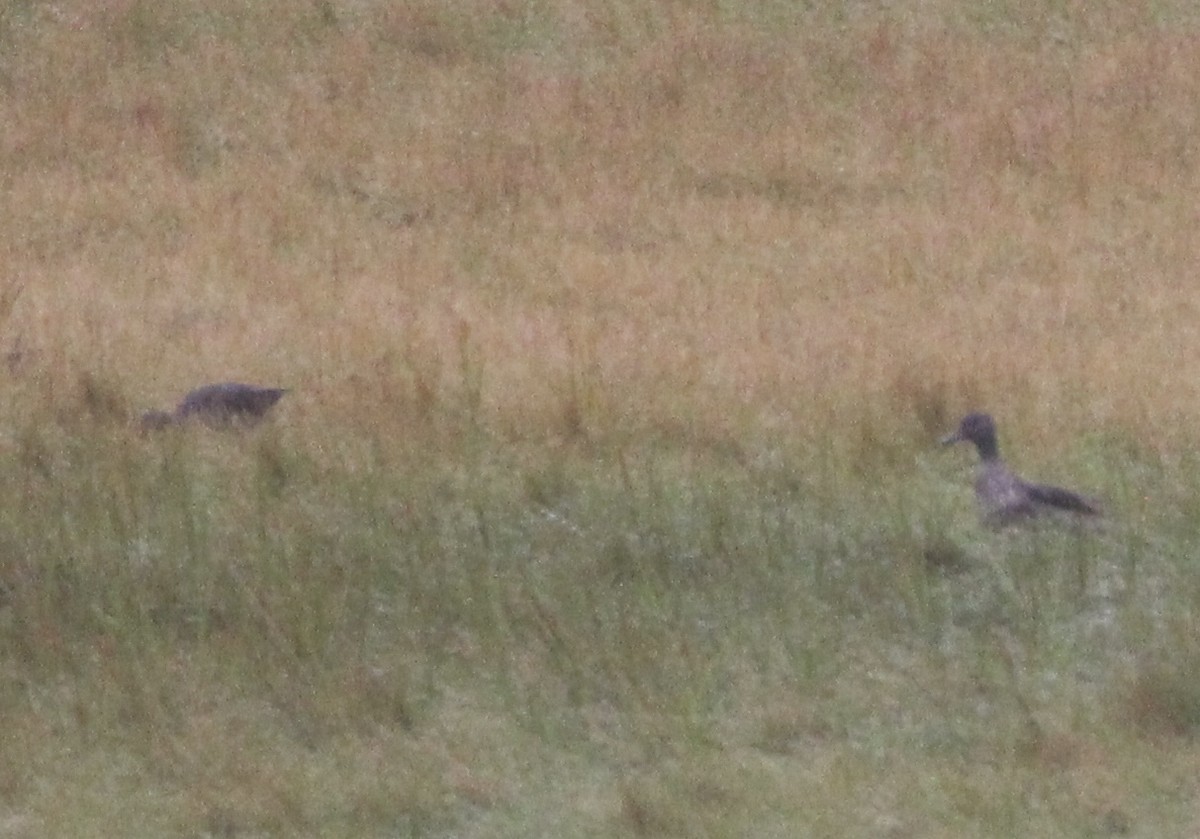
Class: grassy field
4,0,1200,835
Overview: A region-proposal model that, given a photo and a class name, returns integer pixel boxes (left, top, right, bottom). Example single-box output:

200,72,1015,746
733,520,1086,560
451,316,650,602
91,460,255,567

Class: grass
4,0,1200,835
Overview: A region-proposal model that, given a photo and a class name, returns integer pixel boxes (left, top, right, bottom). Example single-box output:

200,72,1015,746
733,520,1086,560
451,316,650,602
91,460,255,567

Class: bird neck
974,438,1000,462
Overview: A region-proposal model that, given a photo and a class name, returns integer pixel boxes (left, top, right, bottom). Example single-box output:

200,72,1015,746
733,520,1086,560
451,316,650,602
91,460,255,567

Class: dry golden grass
6,0,1200,450
4,0,1200,835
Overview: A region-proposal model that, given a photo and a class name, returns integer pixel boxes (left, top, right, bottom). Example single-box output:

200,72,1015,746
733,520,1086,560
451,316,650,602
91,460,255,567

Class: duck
941,412,1101,526
141,382,288,431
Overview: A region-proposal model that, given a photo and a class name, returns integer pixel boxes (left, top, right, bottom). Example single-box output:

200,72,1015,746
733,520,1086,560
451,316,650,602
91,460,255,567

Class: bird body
941,413,1100,526
142,383,287,430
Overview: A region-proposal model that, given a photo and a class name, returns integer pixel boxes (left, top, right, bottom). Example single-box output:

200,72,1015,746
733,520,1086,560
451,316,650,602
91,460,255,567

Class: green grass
5,0,1200,835
0,407,1190,836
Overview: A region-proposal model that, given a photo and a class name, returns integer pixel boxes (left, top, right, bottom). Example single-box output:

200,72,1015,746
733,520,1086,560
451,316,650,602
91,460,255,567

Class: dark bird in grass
141,383,288,431
941,412,1102,527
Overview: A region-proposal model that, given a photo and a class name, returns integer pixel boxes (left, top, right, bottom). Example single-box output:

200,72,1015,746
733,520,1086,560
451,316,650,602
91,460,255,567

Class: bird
141,382,288,431
941,412,1101,527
